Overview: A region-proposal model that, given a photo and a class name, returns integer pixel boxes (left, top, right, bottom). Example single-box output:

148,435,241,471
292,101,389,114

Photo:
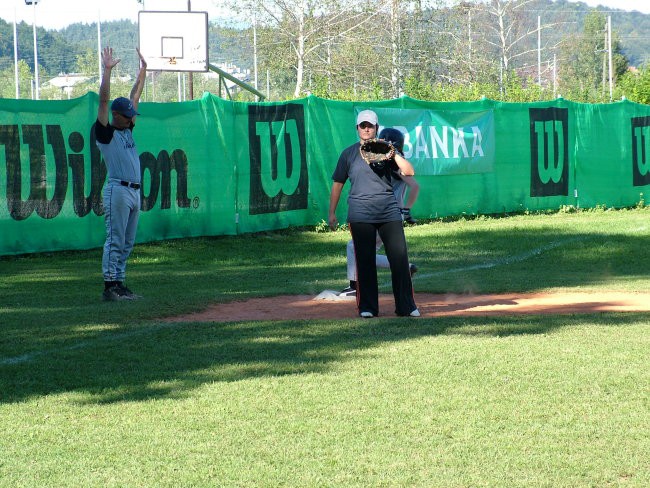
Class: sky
0,0,648,30
0,0,235,30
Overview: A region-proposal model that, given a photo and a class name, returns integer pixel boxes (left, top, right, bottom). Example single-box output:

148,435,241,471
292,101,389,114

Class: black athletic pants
349,220,417,316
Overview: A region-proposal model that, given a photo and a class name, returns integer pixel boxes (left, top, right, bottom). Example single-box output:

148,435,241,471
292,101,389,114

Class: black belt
120,180,141,190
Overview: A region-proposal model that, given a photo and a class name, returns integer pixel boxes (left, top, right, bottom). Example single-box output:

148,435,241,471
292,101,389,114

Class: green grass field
1,209,649,487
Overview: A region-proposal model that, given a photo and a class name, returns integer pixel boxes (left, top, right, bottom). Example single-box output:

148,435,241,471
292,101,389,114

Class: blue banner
357,107,495,175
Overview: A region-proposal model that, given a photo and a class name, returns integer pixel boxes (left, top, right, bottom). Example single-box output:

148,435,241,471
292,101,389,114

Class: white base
314,290,356,301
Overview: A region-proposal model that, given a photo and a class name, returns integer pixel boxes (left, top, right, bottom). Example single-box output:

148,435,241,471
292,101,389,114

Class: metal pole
253,11,258,90
468,8,471,63
537,16,541,86
97,11,102,83
187,0,194,100
499,58,503,96
608,15,613,102
553,53,557,98
13,9,19,98
32,1,39,99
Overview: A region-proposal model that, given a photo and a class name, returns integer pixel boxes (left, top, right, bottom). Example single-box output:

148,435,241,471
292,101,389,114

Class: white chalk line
380,235,587,288
0,321,184,367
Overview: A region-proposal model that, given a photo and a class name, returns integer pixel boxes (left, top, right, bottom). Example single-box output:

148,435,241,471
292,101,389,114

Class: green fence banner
1,93,650,256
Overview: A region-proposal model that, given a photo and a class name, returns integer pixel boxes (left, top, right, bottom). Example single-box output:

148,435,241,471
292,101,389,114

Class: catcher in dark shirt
329,110,419,318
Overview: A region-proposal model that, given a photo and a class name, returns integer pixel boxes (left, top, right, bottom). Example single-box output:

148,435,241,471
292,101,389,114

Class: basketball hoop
138,11,209,72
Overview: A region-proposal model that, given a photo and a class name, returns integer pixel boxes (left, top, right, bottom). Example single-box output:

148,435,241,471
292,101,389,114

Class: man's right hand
101,47,120,70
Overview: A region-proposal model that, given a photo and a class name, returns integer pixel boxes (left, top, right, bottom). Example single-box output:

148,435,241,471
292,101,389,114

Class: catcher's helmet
378,128,405,154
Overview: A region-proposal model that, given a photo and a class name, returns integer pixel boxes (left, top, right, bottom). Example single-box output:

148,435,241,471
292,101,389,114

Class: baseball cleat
401,208,417,224
102,285,135,301
339,286,357,297
117,283,142,299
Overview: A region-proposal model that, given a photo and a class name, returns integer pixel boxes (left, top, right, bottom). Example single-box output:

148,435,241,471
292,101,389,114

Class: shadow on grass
1,311,648,405
2,223,650,404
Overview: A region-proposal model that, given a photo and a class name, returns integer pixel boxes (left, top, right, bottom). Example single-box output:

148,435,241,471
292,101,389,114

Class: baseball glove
359,138,395,169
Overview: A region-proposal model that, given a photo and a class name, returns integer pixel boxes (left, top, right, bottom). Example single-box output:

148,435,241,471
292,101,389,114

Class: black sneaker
401,208,417,225
102,285,133,301
339,286,356,297
117,283,142,299
409,264,418,277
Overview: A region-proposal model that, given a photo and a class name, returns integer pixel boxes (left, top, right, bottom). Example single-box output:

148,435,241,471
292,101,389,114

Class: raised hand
136,47,147,70
101,47,121,69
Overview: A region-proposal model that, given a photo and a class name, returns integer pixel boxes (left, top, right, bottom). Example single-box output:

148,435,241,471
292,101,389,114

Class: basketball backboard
138,11,209,72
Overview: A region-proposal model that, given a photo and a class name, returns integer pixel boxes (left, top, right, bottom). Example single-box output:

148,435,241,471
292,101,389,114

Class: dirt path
164,291,650,322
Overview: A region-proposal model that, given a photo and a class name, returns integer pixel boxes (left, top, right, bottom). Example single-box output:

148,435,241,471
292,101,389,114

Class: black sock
350,280,356,288
104,281,118,290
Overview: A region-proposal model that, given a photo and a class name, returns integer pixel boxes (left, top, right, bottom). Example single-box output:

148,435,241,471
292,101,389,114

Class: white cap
356,109,378,126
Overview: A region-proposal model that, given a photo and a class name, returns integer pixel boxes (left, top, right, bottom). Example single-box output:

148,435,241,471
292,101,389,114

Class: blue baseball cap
111,97,140,117
378,127,405,154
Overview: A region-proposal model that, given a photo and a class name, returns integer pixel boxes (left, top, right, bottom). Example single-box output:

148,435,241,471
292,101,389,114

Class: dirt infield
165,291,650,322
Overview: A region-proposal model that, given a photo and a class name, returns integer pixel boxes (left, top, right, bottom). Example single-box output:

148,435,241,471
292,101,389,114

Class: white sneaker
409,309,421,317
360,311,374,318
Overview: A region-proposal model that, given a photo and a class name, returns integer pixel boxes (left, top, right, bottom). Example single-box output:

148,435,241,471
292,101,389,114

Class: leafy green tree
0,59,32,98
618,65,650,104
226,0,397,99
0,1,647,103
559,10,628,102
76,48,99,76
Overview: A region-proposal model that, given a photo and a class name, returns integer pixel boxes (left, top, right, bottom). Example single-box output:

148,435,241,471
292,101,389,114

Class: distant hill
0,18,252,77
529,0,650,66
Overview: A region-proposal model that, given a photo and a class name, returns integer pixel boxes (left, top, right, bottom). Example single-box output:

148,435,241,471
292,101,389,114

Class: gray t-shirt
392,174,406,207
95,119,140,184
332,142,402,223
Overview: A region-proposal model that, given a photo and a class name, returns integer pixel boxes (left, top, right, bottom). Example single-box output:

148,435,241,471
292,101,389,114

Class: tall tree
559,10,628,101
471,0,562,94
0,59,32,99
233,0,396,97
619,65,650,104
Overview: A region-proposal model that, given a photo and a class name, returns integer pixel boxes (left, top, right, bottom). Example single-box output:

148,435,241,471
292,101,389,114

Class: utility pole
13,8,19,98
97,11,102,83
188,0,194,100
253,10,258,91
537,16,541,86
468,8,472,63
608,15,613,102
553,53,557,98
25,0,40,99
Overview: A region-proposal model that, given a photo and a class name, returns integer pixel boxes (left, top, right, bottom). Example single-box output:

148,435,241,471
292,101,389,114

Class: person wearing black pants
329,109,419,318
350,220,416,316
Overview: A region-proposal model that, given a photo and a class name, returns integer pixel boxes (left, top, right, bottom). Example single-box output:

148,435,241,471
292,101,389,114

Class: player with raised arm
96,46,147,301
